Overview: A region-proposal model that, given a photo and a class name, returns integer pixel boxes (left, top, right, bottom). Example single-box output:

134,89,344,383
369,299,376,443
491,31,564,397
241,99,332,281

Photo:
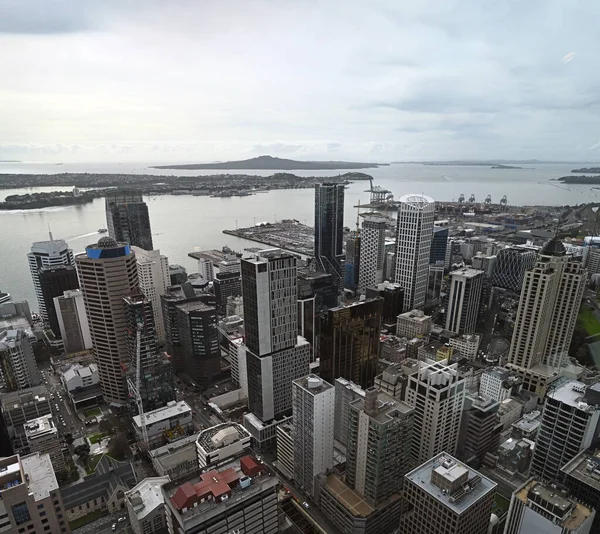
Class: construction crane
127,320,149,450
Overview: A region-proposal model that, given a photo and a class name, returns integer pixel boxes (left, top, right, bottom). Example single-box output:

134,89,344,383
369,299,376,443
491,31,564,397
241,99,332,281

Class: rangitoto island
150,154,385,170
572,167,600,174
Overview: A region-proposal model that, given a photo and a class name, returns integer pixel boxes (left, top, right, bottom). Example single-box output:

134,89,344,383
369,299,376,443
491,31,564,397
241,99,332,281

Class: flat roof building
24,414,66,474
196,423,251,470
133,400,193,449
126,476,171,534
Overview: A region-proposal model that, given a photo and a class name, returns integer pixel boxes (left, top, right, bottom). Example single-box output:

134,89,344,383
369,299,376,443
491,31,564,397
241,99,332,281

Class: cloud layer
1,0,599,162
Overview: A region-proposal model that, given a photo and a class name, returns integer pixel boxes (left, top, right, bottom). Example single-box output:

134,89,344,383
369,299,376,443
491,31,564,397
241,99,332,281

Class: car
118,516,126,522
302,501,310,509
111,524,117,531
62,423,67,427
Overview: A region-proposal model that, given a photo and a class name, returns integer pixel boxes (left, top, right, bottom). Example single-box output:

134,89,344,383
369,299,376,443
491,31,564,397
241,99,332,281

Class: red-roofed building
240,455,264,477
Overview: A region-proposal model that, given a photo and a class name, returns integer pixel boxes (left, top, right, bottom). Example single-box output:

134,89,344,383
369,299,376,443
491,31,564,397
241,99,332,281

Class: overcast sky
1,0,599,163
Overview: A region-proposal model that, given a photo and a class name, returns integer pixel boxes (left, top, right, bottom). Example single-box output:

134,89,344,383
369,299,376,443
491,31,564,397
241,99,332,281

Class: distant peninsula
150,155,385,170
572,167,600,174
491,164,522,169
558,175,600,184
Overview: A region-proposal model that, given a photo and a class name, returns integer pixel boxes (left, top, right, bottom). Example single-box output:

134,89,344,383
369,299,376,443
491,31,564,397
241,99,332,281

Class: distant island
150,155,385,170
558,175,600,184
491,164,522,169
0,191,96,210
572,168,600,174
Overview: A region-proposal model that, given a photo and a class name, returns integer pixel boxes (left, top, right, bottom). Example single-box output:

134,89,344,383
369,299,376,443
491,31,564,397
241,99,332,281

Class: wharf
188,248,239,263
223,220,315,256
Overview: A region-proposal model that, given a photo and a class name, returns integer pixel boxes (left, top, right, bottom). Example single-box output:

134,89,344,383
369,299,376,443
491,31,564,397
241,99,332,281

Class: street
72,511,130,534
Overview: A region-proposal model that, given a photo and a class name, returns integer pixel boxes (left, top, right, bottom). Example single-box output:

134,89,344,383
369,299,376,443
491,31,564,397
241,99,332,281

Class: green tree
108,432,130,461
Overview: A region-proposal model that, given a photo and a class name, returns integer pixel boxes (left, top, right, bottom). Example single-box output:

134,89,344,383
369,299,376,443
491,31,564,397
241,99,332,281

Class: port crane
127,320,149,450
500,195,508,207
468,194,476,203
458,193,465,203
485,195,492,204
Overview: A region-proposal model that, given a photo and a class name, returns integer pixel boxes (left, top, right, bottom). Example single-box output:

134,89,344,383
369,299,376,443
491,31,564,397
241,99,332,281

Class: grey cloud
0,1,94,34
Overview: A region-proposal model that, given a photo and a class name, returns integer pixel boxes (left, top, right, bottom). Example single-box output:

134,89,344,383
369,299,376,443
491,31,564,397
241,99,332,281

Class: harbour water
0,161,596,307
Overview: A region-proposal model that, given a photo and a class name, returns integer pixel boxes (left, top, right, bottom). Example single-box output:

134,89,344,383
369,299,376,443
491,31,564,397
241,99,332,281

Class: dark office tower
365,281,404,326
320,297,383,389
123,294,175,412
175,301,220,387
38,265,79,337
490,246,537,292
445,267,484,335
213,272,242,316
315,183,345,288
429,226,449,264
105,190,153,250
75,237,139,408
344,232,361,290
242,249,310,422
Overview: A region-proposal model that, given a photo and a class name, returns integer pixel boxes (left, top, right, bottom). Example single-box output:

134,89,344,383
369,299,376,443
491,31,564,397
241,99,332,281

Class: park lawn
86,454,103,474
85,407,102,418
69,510,104,530
578,306,600,336
88,432,106,444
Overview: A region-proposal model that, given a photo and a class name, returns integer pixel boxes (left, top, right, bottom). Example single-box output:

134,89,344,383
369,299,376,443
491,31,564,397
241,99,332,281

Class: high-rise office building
0,329,40,392
319,298,383,389
394,194,435,311
292,375,334,498
213,271,242,316
175,301,221,387
345,232,361,290
365,281,404,325
131,247,169,342
24,414,66,474
39,265,79,338
506,238,586,396
346,387,414,504
27,236,74,321
405,361,466,465
54,289,92,354
334,378,365,447
430,226,449,264
76,237,139,407
399,453,496,534
1,386,51,452
315,183,345,287
0,453,71,534
123,294,175,412
242,249,310,422
358,214,387,294
457,393,502,463
491,246,537,292
504,479,595,534
445,267,484,335
105,190,153,250
531,381,600,482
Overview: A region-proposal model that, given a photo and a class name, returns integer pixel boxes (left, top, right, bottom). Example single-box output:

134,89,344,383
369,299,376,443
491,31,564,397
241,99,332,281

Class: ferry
98,228,108,233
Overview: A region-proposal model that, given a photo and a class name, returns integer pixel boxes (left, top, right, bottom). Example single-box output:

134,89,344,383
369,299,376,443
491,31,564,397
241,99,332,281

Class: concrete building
197,257,214,283
430,226,449,265
458,394,502,463
0,453,71,534
397,309,432,339
27,236,74,322
507,238,586,396
347,387,414,504
163,455,278,534
105,190,153,250
150,433,200,481
480,367,522,403
0,329,40,391
531,381,600,482
445,267,484,335
76,237,139,407
405,361,466,465
242,249,310,423
196,423,252,470
126,476,170,534
394,194,435,310
320,298,383,389
60,363,103,409
1,386,51,452
334,377,365,447
560,449,600,534
275,423,294,480
399,453,496,534
213,271,242,316
449,333,481,360
358,214,387,293
292,375,335,498
38,265,79,338
504,479,595,534
132,247,169,341
315,183,345,288
345,232,361,290
54,289,92,354
132,400,193,449
491,246,537,292
24,414,65,474
374,363,411,399
169,264,187,285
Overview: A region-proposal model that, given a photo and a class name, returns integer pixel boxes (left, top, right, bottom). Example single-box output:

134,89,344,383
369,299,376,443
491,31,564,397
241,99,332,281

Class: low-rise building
1,385,51,451
196,423,251,470
126,476,171,534
24,414,66,474
150,433,199,481
480,367,522,403
133,400,193,449
61,363,103,409
396,309,432,339
449,333,481,360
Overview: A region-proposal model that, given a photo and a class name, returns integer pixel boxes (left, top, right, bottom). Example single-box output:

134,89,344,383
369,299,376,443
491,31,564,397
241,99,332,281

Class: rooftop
450,267,485,278
126,476,170,521
293,374,334,395
406,453,496,514
196,423,250,454
1,385,49,408
561,448,600,492
175,300,215,314
398,309,431,322
133,401,191,428
350,389,413,424
549,380,600,412
24,414,57,439
21,453,58,501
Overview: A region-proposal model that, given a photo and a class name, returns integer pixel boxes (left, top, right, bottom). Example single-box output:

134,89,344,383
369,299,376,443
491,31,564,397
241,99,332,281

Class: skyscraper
405,361,466,466
131,247,169,342
315,183,345,287
358,214,387,294
292,375,335,498
445,267,484,335
399,453,496,534
506,238,586,395
105,190,153,250
213,271,242,316
241,249,310,422
0,329,40,391
319,297,383,389
394,194,435,311
38,265,80,338
76,237,139,407
28,236,74,321
430,226,449,264
123,294,175,412
490,246,537,292
531,381,600,482
54,289,92,354
344,232,361,290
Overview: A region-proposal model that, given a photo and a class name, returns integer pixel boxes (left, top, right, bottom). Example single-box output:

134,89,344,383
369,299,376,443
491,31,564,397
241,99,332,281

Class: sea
0,161,597,308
